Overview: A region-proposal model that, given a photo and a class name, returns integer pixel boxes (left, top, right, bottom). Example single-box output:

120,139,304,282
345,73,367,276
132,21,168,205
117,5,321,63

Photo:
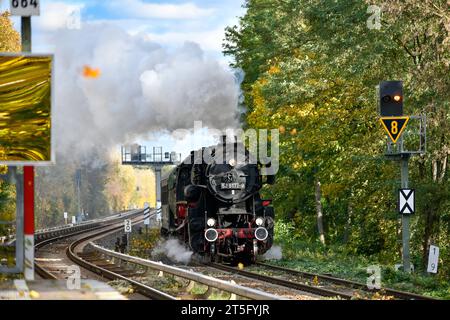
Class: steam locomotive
161,137,275,263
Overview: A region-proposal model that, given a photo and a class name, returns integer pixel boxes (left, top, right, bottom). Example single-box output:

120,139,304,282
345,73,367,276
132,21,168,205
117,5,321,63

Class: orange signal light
393,95,402,102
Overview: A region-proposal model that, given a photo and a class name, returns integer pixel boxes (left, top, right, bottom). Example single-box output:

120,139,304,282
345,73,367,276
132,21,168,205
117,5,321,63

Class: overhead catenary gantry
121,145,181,208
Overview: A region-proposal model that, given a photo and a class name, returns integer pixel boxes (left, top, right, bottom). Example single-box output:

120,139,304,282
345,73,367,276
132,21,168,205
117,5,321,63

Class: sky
1,0,247,159
2,0,245,56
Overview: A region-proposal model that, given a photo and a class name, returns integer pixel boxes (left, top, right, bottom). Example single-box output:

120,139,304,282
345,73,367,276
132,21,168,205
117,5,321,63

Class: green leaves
225,0,450,274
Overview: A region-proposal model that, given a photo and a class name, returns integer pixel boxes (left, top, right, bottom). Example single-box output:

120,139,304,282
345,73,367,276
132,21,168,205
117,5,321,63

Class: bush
274,220,296,245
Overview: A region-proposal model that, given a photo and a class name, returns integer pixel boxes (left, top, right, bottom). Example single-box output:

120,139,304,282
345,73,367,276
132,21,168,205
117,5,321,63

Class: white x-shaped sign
399,189,415,214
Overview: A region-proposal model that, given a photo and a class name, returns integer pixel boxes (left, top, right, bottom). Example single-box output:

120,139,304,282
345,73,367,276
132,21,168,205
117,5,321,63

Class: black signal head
379,81,403,116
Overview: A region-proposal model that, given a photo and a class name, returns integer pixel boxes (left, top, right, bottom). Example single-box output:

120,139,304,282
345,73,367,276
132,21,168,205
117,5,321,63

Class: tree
0,11,20,52
0,12,20,239
224,0,450,273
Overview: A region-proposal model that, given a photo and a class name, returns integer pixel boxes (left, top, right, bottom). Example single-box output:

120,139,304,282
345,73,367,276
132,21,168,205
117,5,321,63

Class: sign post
10,0,41,17
124,219,132,252
380,117,409,144
143,202,150,233
399,189,415,215
400,156,411,273
378,81,426,273
427,245,439,274
23,167,34,280
64,212,68,224
11,0,41,281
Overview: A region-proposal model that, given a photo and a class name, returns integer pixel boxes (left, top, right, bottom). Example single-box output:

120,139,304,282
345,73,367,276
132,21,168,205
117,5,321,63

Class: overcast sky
1,0,247,159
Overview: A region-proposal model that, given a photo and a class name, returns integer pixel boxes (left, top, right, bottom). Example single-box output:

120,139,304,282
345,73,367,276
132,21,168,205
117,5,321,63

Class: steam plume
51,24,241,161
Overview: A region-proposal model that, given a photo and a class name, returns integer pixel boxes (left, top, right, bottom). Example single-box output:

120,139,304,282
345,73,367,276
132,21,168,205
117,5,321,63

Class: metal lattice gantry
121,145,181,206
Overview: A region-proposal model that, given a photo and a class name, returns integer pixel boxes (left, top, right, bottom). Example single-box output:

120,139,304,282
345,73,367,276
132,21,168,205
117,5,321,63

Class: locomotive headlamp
255,227,268,241
207,218,216,227
205,228,218,242
255,217,264,226
229,158,236,167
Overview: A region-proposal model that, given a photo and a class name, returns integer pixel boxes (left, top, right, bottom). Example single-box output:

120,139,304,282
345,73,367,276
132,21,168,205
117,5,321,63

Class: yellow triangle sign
380,116,409,143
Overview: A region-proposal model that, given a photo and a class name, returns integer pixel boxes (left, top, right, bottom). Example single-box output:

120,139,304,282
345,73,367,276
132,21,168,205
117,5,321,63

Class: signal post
8,0,41,280
378,81,425,273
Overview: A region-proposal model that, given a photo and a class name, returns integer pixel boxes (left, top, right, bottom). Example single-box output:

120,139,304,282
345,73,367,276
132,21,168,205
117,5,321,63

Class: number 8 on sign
391,121,398,134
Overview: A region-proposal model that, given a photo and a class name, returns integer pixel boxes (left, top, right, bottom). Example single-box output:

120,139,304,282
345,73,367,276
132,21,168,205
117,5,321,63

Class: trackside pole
24,166,35,280
401,155,411,273
22,16,35,280
21,17,32,51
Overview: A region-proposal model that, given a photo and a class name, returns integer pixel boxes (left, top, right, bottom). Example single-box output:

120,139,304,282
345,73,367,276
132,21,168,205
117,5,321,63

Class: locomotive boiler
160,136,275,263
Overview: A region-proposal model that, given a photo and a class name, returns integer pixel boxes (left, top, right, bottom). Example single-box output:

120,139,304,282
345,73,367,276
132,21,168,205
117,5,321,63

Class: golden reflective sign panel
0,54,52,163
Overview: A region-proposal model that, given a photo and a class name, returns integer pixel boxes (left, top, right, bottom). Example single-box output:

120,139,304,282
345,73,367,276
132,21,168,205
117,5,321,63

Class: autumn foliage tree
0,11,20,52
0,12,20,238
225,0,449,274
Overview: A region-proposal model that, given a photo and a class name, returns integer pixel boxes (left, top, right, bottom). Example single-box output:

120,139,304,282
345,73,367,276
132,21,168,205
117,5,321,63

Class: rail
256,262,438,300
34,209,145,279
88,243,284,300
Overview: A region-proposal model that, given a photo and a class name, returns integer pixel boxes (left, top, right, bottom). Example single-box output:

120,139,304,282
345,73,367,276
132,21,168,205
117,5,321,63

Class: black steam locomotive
160,137,275,263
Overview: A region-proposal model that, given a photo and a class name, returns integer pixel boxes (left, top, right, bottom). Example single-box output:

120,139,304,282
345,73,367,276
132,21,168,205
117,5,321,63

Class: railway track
35,209,175,300
83,244,283,300
35,210,281,300
35,212,435,301
255,262,437,301
204,261,437,300
206,262,353,299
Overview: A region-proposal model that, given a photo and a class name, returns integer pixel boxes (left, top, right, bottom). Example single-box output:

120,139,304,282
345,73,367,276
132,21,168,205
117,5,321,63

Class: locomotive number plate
221,183,245,189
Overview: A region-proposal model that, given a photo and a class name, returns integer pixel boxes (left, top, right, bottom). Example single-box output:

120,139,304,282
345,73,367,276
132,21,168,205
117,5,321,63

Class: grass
129,228,160,258
267,240,450,299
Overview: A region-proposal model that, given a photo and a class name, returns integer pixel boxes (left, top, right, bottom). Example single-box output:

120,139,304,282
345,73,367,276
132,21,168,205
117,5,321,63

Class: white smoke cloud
262,245,283,260
51,23,241,161
151,238,193,264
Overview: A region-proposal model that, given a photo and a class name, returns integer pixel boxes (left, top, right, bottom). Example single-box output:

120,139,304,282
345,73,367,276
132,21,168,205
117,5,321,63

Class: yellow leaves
81,283,92,290
29,290,40,299
0,12,20,52
321,183,346,198
370,292,395,300
292,160,308,170
268,65,280,75
248,78,272,128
